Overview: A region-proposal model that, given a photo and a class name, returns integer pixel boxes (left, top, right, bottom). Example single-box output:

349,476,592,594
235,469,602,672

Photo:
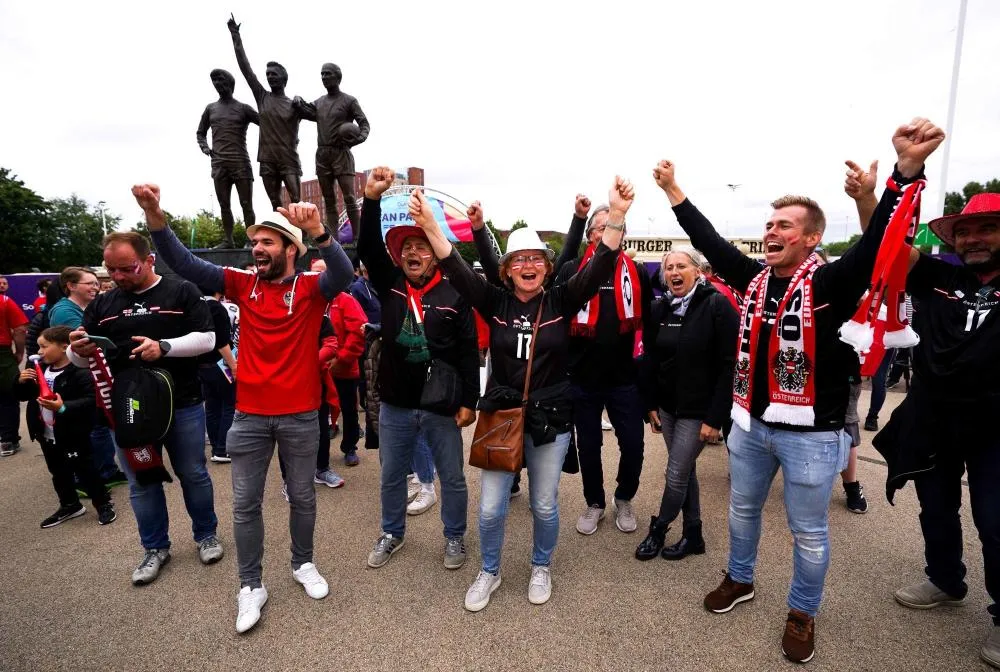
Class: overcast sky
2,0,997,242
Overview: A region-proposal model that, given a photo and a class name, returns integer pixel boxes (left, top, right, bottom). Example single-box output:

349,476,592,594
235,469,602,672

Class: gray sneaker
367,533,405,568
614,498,637,533
465,570,502,612
528,565,552,605
198,535,224,565
576,504,605,535
983,628,1000,669
894,579,967,609
132,549,171,585
444,537,467,570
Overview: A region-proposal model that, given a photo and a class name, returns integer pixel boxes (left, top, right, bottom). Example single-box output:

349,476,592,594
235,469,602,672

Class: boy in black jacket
15,327,116,528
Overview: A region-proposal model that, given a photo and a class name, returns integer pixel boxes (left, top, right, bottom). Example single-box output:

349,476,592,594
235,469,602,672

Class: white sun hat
499,227,556,265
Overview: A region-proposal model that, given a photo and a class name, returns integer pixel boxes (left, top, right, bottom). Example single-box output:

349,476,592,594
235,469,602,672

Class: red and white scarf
570,245,643,337
732,254,819,432
87,347,173,484
839,178,925,352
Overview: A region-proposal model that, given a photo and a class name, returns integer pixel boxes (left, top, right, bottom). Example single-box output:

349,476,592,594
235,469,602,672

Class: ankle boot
635,516,669,561
661,522,705,560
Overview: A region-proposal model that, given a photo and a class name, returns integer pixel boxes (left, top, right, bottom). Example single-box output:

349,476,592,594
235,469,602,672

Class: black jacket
358,197,480,414
640,283,739,429
14,362,96,449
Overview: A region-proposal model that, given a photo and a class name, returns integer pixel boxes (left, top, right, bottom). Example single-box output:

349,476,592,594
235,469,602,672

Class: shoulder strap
521,296,546,404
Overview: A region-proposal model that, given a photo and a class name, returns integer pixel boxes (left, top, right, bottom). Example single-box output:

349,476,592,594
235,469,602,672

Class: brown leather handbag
469,300,544,472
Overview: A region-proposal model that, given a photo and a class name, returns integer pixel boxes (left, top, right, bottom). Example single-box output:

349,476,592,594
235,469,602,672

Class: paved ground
0,386,993,672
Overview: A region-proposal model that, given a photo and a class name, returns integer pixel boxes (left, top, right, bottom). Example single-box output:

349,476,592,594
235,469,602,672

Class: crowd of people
1,114,998,668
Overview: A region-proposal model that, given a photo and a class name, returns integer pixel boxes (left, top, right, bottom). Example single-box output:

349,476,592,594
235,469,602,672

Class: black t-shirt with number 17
82,276,215,408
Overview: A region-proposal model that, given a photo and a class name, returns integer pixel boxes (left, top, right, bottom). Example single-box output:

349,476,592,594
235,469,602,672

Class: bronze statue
196,68,259,248
227,15,304,211
294,64,370,242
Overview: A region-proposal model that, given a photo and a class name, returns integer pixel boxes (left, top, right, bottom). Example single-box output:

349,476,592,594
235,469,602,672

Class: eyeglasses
75,281,100,287
510,255,547,268
104,261,143,275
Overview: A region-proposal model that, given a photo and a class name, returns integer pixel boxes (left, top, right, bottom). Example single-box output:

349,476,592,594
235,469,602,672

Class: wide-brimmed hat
498,227,556,266
928,193,1000,246
384,225,430,267
246,212,308,257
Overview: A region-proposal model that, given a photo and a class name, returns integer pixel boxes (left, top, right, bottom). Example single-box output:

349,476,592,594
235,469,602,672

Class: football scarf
396,269,443,364
570,245,643,337
732,254,819,432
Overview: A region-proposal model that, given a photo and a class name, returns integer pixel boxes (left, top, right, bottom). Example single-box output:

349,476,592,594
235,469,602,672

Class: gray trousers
229,410,319,587
656,410,705,529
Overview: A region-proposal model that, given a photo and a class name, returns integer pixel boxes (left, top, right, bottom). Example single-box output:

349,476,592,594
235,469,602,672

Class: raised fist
574,194,591,219
131,184,161,213
609,176,635,215
467,201,484,231
364,166,395,200
227,13,241,34
408,190,437,231
844,159,878,201
893,117,945,177
652,160,675,192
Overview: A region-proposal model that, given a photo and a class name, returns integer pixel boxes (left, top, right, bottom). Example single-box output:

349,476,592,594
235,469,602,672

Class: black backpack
111,367,175,448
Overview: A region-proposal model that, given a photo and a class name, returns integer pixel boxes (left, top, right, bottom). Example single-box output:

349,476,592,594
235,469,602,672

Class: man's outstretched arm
133,184,225,293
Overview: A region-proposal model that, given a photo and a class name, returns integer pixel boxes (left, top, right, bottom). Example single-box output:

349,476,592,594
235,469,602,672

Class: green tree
944,178,1000,215
823,234,861,257
47,195,118,269
0,168,49,272
510,219,528,232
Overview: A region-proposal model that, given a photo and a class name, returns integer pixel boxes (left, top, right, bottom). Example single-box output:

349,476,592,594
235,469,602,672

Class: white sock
420,483,435,494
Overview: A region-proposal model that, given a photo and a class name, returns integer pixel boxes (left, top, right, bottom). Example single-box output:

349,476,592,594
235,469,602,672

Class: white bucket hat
246,212,308,257
499,227,556,265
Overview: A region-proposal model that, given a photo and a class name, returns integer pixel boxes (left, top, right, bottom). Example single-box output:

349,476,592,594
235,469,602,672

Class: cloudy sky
2,0,997,242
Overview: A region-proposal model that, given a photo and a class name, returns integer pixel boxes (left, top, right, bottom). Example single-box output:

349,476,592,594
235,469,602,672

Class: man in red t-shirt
0,292,29,455
133,183,353,634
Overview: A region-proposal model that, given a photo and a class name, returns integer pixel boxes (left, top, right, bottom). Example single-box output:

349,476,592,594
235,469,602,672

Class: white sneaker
464,570,502,612
292,562,329,599
236,585,268,634
528,565,552,605
407,489,437,515
601,419,613,431
407,478,421,503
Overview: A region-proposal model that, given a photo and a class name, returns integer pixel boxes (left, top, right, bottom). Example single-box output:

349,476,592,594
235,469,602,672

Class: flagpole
934,0,969,220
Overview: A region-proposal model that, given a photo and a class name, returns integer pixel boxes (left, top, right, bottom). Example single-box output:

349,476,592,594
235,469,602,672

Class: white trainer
292,562,329,599
464,570,502,612
407,488,437,515
528,565,552,605
236,585,268,634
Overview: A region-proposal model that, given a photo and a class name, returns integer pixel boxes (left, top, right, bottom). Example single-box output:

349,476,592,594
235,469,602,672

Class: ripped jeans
727,417,848,616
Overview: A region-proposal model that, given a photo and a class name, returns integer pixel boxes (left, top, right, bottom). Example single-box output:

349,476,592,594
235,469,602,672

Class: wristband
313,230,332,245
58,405,66,414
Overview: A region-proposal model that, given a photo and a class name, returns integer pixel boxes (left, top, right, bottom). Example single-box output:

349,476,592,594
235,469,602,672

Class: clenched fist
609,176,635,216
574,194,591,219
468,201,485,231
364,166,395,200
653,160,676,192
131,184,161,213
893,117,945,178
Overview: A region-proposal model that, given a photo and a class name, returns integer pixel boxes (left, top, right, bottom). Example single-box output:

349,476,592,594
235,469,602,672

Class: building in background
281,167,425,226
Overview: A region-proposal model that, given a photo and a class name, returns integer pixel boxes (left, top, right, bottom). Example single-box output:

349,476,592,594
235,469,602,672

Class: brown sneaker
703,572,755,613
781,609,816,664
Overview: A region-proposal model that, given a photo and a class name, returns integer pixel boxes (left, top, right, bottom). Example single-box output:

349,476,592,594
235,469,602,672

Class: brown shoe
703,572,755,613
781,609,815,664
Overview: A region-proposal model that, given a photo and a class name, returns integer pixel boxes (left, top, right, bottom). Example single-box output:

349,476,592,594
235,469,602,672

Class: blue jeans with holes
727,417,848,616
117,403,218,551
378,403,467,539
479,432,571,575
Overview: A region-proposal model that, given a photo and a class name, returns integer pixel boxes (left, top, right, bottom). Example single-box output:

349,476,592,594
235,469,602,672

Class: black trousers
573,383,645,508
41,437,109,509
333,378,361,455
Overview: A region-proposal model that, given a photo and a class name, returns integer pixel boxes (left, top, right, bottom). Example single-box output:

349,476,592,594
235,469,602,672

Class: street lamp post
935,0,969,220
97,200,107,236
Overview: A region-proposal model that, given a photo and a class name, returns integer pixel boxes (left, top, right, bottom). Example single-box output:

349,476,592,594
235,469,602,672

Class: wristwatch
313,230,332,245
158,340,172,356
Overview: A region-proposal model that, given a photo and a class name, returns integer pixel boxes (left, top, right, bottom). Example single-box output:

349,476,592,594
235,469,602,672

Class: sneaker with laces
528,565,552,605
704,572,755,613
893,579,967,609
314,469,345,488
444,537,467,570
198,535,224,564
844,481,868,514
344,450,360,467
40,503,87,529
292,562,329,599
407,477,421,503
983,628,1000,669
236,585,268,634
210,454,232,463
0,441,19,457
132,549,171,586
464,570,502,612
781,609,816,663
97,502,117,526
367,533,405,568
614,498,637,533
576,504,605,535
407,489,437,515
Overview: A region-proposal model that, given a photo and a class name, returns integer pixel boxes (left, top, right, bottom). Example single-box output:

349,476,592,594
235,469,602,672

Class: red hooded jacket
327,292,368,380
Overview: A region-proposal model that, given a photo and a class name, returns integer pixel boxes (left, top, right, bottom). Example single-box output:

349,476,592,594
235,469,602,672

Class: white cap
246,212,307,257
499,227,555,265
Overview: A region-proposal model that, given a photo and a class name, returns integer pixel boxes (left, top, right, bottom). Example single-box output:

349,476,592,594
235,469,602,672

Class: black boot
214,224,236,249
635,516,669,561
661,522,705,560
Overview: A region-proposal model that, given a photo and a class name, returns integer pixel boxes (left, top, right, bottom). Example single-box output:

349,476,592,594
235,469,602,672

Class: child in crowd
15,327,116,528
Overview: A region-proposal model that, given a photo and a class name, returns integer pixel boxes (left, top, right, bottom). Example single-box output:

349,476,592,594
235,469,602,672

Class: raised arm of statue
228,14,265,103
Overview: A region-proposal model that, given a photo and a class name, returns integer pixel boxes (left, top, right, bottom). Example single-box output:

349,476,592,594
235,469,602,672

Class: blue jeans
411,433,435,484
117,403,218,551
866,349,895,421
378,403,467,539
199,365,235,457
479,432,571,575
727,417,848,616
90,425,121,480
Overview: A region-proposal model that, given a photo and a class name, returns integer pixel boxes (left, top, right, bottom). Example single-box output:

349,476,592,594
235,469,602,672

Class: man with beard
131,183,354,634
877,193,1000,669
